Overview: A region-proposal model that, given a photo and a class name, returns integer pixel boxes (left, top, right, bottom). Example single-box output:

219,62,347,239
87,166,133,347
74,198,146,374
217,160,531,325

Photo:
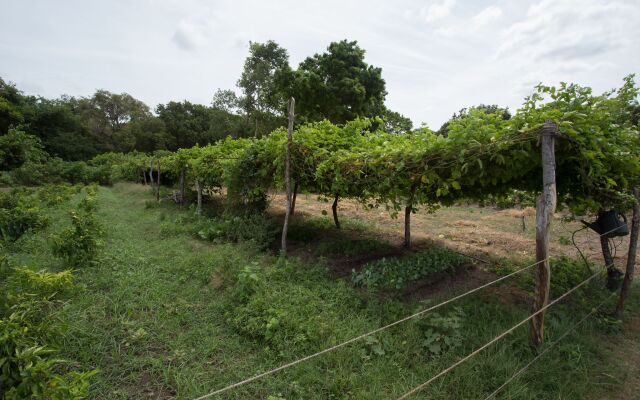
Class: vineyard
1,76,640,399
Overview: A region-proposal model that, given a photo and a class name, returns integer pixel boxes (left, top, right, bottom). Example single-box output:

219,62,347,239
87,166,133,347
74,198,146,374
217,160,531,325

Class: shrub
417,307,465,357
36,183,79,206
0,191,49,242
196,214,278,251
352,248,467,290
0,265,95,399
50,191,102,268
50,211,102,268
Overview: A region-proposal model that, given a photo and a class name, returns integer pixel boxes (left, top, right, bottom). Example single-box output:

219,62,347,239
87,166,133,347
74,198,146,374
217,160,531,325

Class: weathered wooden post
290,182,298,215
196,179,203,215
404,186,417,249
150,159,155,188
156,159,161,202
332,195,341,229
530,120,558,348
179,166,186,206
615,187,639,319
281,98,295,256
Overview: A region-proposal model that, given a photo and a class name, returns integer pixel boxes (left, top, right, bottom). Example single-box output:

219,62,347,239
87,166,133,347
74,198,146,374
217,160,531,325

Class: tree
0,129,46,170
290,40,387,124
212,89,241,114
437,104,511,137
237,41,291,137
382,108,413,134
156,101,212,150
115,116,173,153
0,78,24,134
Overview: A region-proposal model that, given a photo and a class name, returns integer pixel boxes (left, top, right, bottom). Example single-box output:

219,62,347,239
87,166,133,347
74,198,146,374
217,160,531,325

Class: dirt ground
268,193,640,399
269,192,639,271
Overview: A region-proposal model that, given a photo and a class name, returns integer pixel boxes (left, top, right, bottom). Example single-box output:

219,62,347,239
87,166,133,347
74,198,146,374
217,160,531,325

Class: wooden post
142,168,147,185
149,159,155,187
616,187,639,319
530,120,558,349
332,195,341,229
404,187,416,249
290,181,298,215
179,167,186,206
156,160,161,202
196,179,203,215
281,98,295,256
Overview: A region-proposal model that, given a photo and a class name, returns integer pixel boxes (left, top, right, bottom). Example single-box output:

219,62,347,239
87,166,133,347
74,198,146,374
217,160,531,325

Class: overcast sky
1,0,639,128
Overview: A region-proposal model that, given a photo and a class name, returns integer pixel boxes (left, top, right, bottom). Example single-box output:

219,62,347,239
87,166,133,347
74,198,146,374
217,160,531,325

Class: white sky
1,0,639,128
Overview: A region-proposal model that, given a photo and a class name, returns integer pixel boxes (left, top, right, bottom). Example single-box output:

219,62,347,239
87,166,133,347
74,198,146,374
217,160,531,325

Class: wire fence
193,221,627,400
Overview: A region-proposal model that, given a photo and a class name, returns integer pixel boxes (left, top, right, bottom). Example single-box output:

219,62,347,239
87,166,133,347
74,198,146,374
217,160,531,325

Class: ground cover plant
1,183,636,399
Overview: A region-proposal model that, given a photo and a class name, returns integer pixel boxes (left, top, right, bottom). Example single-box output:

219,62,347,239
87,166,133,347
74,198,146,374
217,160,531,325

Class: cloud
472,5,503,27
420,0,456,22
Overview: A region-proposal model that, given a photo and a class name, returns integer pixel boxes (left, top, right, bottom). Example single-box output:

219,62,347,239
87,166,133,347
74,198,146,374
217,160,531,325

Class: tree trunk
530,121,557,349
615,187,639,319
149,160,155,186
196,180,203,215
156,160,161,202
142,168,147,185
280,98,295,256
332,195,341,229
404,187,416,249
179,168,186,206
404,203,412,249
290,182,298,216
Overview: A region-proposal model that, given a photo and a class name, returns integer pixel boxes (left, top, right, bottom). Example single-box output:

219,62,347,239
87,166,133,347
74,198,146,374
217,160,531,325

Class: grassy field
6,183,640,399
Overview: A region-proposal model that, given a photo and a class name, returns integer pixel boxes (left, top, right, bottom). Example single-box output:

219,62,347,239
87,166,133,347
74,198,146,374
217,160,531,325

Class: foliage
237,40,291,137
50,190,102,268
0,255,95,400
0,129,47,170
196,214,278,251
352,248,467,290
418,307,465,357
288,40,387,124
0,190,49,242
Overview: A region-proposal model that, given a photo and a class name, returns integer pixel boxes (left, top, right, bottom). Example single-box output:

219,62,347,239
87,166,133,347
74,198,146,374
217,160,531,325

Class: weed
352,248,467,289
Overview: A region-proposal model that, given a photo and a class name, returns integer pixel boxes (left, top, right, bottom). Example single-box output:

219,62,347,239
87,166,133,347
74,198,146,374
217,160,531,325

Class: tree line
0,39,420,161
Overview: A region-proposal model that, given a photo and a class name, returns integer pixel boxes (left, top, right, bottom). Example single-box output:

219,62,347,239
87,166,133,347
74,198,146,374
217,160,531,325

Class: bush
196,214,278,251
50,191,102,268
36,183,80,206
0,264,96,399
352,248,467,290
0,191,49,242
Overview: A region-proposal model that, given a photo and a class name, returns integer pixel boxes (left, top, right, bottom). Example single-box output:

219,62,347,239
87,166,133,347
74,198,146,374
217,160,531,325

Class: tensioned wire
193,225,626,399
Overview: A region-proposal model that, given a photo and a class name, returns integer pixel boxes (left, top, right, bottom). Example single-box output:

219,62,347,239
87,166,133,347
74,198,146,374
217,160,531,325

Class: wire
192,258,548,400
395,269,603,400
571,226,591,273
193,219,625,400
483,292,616,400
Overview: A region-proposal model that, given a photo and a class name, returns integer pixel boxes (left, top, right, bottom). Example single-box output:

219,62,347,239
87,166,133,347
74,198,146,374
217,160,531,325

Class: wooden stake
332,195,341,229
290,181,298,215
404,187,416,249
616,187,639,319
530,120,558,349
179,167,186,206
156,159,161,202
281,98,295,256
196,179,203,215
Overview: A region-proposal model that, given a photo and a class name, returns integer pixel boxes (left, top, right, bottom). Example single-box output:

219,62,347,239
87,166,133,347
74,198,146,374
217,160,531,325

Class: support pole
616,187,639,319
156,160,161,202
530,120,558,349
404,186,416,249
332,195,341,229
290,181,298,215
196,179,203,215
281,98,295,256
179,167,186,206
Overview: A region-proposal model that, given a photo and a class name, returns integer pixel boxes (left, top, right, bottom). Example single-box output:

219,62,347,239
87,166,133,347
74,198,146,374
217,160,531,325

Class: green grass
4,183,639,399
